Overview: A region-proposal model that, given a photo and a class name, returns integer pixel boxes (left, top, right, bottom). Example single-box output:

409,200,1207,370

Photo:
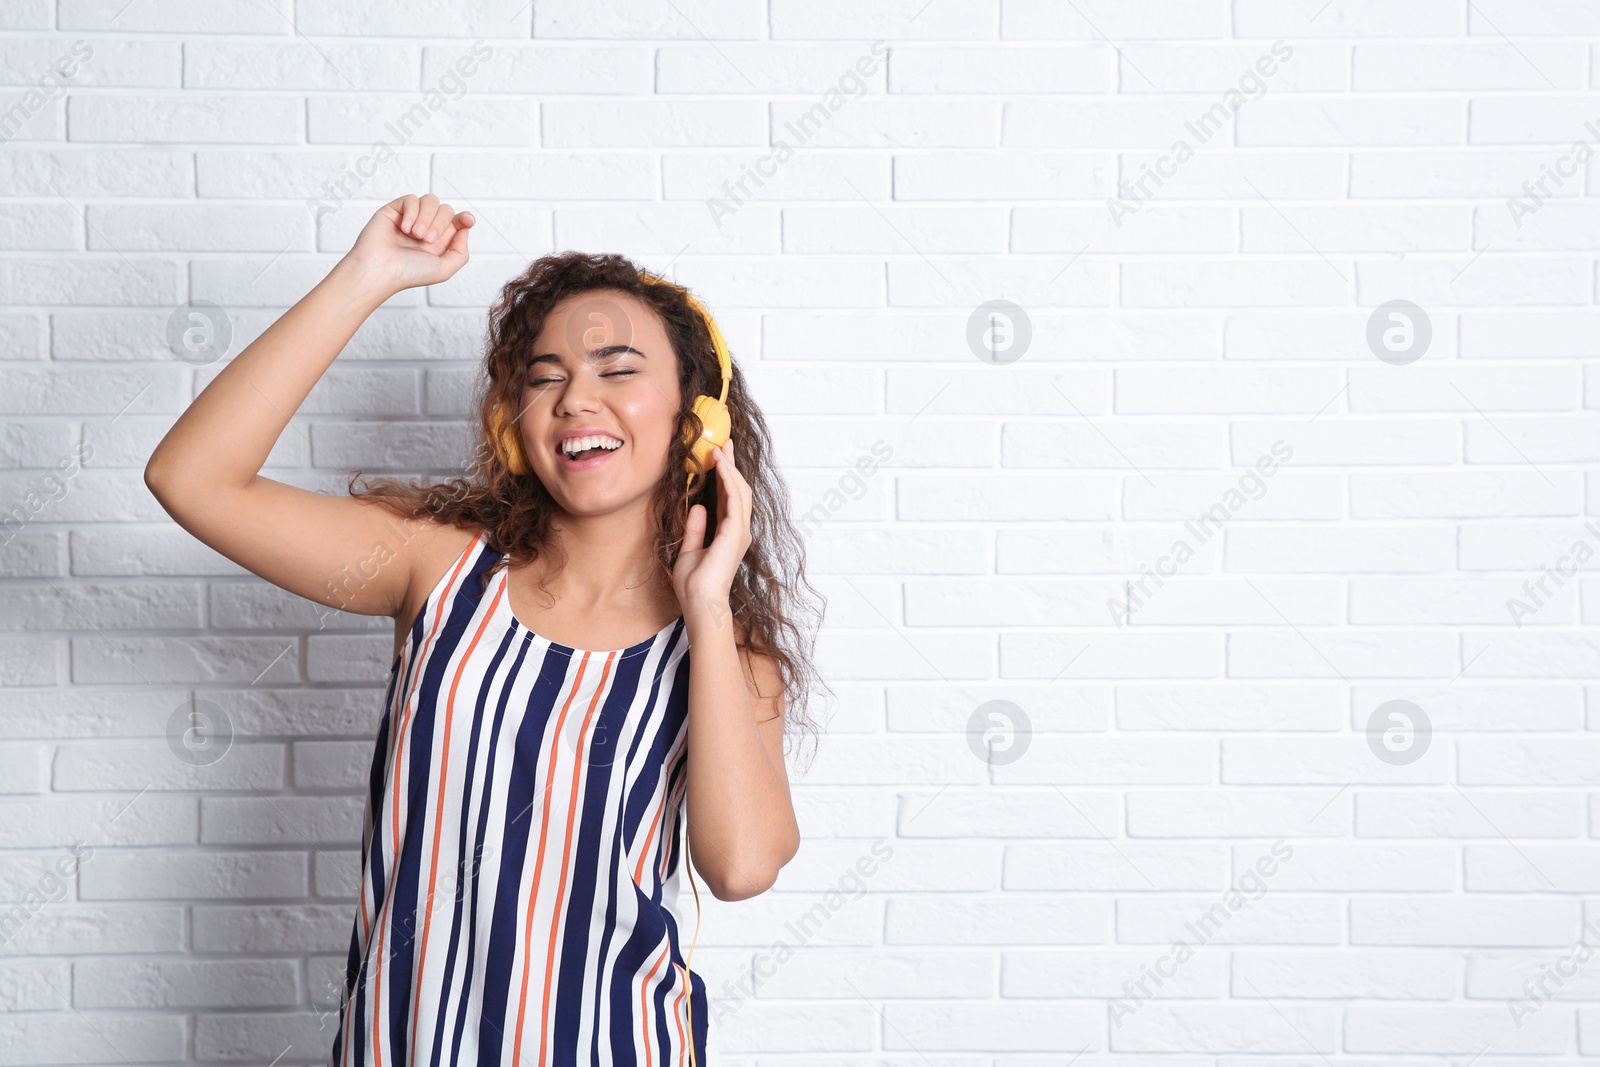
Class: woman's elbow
706,832,799,902
709,867,778,903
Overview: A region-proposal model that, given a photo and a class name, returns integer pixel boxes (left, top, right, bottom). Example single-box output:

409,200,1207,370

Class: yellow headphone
488,271,734,500
487,269,725,1063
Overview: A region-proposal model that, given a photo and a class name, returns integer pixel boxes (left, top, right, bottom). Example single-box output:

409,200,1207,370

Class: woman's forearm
681,598,801,900
145,256,398,492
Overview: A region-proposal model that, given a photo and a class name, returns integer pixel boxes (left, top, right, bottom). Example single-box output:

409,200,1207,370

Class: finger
397,193,419,236
699,500,715,538
717,441,746,491
709,447,736,513
717,442,752,520
442,213,473,261
408,193,439,239
718,461,746,519
414,203,444,244
435,206,470,244
682,503,705,547
422,203,454,244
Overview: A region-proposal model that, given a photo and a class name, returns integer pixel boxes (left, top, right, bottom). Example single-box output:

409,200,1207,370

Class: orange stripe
511,648,594,1062
638,942,671,1067
406,573,505,1065
633,797,665,887
671,961,690,1064
538,650,618,1063
369,532,481,1067
633,733,689,888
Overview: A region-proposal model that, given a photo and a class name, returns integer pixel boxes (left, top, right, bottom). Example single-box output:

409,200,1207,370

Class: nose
553,371,602,417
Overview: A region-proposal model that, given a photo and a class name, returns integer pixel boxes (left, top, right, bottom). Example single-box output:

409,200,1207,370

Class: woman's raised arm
143,192,475,620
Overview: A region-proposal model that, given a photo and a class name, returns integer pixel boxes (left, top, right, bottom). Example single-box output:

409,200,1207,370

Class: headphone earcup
682,393,731,488
491,406,530,476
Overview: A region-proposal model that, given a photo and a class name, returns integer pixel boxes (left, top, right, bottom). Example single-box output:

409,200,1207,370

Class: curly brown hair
344,250,828,770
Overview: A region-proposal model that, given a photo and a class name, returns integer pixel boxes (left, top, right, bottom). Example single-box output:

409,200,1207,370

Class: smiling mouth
556,440,623,470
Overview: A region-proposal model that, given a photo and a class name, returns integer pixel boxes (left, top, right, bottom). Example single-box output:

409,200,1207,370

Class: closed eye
529,370,636,385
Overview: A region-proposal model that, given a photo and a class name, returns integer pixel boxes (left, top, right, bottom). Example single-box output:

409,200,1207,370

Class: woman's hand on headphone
345,192,475,293
672,440,753,619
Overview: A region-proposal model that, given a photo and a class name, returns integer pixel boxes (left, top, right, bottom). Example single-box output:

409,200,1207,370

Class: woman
144,193,827,1066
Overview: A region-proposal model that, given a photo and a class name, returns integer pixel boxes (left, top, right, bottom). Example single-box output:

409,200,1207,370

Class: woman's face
516,288,683,511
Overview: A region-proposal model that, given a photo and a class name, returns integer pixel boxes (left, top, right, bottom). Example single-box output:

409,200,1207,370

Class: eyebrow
528,344,646,366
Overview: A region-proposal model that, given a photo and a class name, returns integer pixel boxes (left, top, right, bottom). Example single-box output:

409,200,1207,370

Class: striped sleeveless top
330,529,708,1067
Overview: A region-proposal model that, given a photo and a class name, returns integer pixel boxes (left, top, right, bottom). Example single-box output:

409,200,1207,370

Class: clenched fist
346,192,475,293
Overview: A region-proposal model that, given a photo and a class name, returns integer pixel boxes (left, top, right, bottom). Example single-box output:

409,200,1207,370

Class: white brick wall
0,0,1597,1062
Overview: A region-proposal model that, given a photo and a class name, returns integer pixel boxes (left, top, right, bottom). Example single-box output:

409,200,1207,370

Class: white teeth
560,435,623,456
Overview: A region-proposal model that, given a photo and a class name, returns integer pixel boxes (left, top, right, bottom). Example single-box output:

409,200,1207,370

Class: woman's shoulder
394,518,491,629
